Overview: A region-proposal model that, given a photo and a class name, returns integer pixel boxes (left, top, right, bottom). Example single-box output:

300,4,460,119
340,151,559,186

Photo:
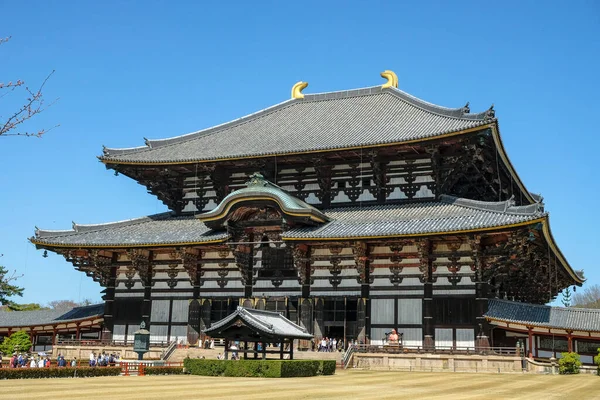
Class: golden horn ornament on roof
380,70,398,88
291,81,308,99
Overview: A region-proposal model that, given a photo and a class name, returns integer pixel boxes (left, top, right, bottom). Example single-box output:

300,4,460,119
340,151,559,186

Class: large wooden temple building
31,71,585,354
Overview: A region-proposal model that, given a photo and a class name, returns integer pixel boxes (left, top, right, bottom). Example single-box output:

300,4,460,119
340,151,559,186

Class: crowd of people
88,351,119,367
0,351,120,368
0,352,71,368
315,337,344,352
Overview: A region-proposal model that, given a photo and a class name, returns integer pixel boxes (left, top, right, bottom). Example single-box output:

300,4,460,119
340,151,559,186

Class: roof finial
463,102,470,114
246,172,268,187
291,81,308,99
380,70,398,89
485,104,495,120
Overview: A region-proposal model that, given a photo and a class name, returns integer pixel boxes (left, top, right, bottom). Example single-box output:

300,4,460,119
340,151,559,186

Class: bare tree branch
0,36,58,138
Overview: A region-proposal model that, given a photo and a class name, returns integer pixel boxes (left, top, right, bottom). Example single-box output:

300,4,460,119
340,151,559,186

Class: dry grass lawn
1,370,599,399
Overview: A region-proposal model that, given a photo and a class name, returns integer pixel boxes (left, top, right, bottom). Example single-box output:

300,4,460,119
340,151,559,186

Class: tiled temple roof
282,195,544,240
0,304,104,328
485,299,600,333
32,196,543,247
32,213,228,247
100,85,494,164
203,306,313,340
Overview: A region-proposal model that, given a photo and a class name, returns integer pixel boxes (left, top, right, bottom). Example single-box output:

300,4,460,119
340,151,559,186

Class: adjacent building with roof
29,71,589,358
0,304,104,352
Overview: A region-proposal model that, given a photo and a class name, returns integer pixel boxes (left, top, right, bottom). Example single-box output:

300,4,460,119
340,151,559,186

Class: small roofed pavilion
203,307,313,360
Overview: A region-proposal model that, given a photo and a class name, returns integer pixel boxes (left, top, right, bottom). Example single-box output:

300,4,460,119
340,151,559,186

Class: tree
1,36,57,137
573,284,600,309
558,352,582,374
0,330,32,355
1,303,46,312
0,265,23,308
561,287,572,307
48,300,81,310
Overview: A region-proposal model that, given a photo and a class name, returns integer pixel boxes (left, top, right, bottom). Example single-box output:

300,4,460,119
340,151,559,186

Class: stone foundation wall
353,353,523,373
52,345,165,361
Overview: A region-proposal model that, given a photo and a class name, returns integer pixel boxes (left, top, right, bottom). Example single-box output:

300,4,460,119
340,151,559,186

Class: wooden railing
349,344,521,357
56,339,172,348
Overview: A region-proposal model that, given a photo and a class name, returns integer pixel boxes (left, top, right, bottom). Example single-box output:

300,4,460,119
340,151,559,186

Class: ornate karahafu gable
198,173,329,229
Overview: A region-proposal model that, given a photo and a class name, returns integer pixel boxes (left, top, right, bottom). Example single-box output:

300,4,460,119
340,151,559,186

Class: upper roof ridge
102,98,298,157
440,194,545,215
35,212,175,238
100,79,493,159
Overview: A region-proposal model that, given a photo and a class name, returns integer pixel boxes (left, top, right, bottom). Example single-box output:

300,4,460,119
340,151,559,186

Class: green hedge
144,366,185,375
320,360,337,375
0,367,121,380
183,358,336,378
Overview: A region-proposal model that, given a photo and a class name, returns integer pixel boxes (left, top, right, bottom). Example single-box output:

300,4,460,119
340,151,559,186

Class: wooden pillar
420,240,435,350
101,254,118,341
75,323,81,341
52,327,58,346
290,341,294,360
527,327,533,358
141,252,154,329
279,341,284,360
244,341,248,359
567,332,573,353
254,342,258,359
224,338,229,360
262,342,266,360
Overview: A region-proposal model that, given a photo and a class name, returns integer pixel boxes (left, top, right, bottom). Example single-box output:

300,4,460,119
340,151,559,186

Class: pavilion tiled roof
31,196,543,247
0,304,104,329
100,86,494,164
485,299,600,333
203,306,313,340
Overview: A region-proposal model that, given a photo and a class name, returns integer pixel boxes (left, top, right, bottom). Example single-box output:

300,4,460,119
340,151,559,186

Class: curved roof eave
490,122,536,204
541,217,584,284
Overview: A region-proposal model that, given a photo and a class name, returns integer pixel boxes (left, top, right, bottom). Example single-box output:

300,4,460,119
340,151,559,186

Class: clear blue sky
1,1,598,306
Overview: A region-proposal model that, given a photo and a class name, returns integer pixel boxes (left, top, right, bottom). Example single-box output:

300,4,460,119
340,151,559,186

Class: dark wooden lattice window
260,246,296,279
324,299,346,322
433,298,474,325
114,299,143,323
539,337,568,352
210,299,237,323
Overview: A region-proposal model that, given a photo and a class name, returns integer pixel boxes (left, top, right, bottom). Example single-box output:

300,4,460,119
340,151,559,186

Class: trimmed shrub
558,352,582,375
0,367,121,380
225,360,282,378
320,360,337,375
280,360,319,377
184,358,335,378
184,359,227,376
144,366,185,375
